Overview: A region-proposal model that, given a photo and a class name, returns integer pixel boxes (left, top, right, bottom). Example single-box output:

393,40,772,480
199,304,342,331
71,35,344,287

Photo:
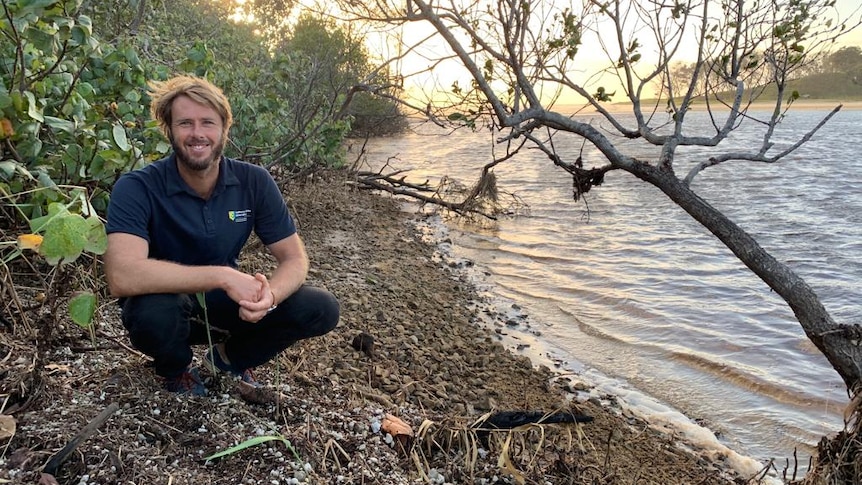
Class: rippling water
361,107,862,469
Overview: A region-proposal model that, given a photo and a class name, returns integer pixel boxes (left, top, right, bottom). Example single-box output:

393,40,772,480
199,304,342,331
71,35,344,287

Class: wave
669,351,847,411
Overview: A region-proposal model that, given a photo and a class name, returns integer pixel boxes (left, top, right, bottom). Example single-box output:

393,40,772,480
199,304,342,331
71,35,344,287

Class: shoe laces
238,368,258,386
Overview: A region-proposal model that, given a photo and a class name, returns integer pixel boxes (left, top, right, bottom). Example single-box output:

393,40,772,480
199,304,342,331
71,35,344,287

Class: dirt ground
0,171,765,484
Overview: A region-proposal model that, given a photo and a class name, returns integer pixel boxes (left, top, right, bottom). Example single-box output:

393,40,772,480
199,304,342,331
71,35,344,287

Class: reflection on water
362,109,860,467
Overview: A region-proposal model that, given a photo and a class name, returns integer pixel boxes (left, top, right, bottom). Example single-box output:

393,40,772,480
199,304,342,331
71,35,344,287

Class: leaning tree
331,0,862,481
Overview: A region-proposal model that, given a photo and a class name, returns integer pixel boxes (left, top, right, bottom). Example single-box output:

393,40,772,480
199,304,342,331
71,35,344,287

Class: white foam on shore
581,370,782,484
408,211,783,484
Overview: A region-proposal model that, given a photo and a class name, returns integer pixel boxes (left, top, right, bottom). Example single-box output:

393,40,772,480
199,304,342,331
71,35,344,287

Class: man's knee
287,286,340,337
318,289,340,335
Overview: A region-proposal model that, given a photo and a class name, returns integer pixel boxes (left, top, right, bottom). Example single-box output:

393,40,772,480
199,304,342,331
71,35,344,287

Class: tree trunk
129,0,148,36
628,162,862,394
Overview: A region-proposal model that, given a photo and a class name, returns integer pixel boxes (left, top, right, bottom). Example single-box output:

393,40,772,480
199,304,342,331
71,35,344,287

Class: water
360,107,861,474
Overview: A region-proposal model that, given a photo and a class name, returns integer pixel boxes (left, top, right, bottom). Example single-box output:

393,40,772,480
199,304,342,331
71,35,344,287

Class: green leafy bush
2,0,404,338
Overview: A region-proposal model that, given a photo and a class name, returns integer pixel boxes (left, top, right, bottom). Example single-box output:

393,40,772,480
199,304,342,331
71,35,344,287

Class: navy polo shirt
105,154,296,267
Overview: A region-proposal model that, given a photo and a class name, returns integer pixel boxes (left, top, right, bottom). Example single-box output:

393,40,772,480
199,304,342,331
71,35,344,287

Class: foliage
347,90,409,137
1,185,106,331
287,14,368,93
228,0,298,42
665,46,862,104
1,0,153,333
820,46,862,82
28,199,106,266
225,45,352,169
1,0,399,337
125,2,389,169
758,71,862,101
265,13,405,161
0,0,158,223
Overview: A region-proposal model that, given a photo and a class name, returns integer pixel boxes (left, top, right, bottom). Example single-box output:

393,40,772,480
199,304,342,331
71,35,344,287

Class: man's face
169,95,225,171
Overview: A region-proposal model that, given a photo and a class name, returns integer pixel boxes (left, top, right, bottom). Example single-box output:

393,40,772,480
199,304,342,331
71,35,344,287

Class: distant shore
585,99,862,113
688,99,862,111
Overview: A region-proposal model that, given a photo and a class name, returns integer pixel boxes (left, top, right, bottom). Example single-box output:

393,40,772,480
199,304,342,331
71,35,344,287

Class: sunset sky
229,0,862,106
377,0,862,106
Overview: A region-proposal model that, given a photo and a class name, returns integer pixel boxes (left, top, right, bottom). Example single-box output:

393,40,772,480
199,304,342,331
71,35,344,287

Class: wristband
267,290,278,313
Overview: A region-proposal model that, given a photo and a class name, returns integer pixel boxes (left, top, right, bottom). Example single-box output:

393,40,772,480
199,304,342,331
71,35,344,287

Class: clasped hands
225,272,276,323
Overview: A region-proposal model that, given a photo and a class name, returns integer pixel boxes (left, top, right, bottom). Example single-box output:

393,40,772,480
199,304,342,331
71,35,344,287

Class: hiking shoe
205,346,260,387
162,367,207,396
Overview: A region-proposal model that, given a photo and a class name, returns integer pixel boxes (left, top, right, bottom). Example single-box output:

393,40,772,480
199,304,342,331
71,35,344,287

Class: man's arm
268,233,309,304
236,233,309,322
104,232,264,303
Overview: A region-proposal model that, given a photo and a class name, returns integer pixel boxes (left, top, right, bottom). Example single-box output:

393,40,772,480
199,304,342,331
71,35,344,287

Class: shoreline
563,99,862,114
409,210,782,482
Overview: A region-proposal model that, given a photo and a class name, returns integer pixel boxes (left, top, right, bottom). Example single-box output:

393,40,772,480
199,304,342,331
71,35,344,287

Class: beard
171,136,225,172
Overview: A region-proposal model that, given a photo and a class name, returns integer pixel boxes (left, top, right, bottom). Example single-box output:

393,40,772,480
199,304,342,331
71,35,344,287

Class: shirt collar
164,154,240,198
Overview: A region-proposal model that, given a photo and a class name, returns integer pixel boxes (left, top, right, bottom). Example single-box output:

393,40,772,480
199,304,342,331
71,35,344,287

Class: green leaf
36,170,58,189
24,91,44,123
44,116,75,134
39,211,89,265
2,161,35,181
76,14,93,35
0,161,18,179
19,0,60,12
204,435,291,462
84,216,107,255
69,292,97,328
25,25,57,52
71,24,89,45
112,123,130,151
124,90,141,103
156,140,172,154
0,92,11,110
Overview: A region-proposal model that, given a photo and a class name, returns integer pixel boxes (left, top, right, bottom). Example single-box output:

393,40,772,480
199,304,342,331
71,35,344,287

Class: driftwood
354,169,504,219
41,402,120,477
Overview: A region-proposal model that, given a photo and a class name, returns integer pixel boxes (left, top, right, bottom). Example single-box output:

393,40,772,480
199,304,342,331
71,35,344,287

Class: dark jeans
120,285,339,378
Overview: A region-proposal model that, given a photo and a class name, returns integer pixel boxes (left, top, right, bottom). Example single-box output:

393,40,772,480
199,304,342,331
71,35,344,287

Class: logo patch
228,209,251,223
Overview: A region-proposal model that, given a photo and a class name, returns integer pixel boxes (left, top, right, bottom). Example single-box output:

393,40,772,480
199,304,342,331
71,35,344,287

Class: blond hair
148,75,233,141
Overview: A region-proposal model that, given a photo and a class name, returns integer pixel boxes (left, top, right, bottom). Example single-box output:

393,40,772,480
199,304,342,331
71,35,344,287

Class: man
104,75,339,396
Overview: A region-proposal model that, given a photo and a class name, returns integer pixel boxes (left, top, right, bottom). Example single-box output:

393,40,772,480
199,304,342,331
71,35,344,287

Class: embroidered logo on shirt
228,209,251,223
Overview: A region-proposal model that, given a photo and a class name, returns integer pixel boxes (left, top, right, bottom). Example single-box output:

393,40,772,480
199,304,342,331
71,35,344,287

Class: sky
226,0,862,106
375,0,862,107
837,0,862,45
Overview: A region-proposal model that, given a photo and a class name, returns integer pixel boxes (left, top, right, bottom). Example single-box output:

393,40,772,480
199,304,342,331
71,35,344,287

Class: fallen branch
353,170,499,220
41,402,120,477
